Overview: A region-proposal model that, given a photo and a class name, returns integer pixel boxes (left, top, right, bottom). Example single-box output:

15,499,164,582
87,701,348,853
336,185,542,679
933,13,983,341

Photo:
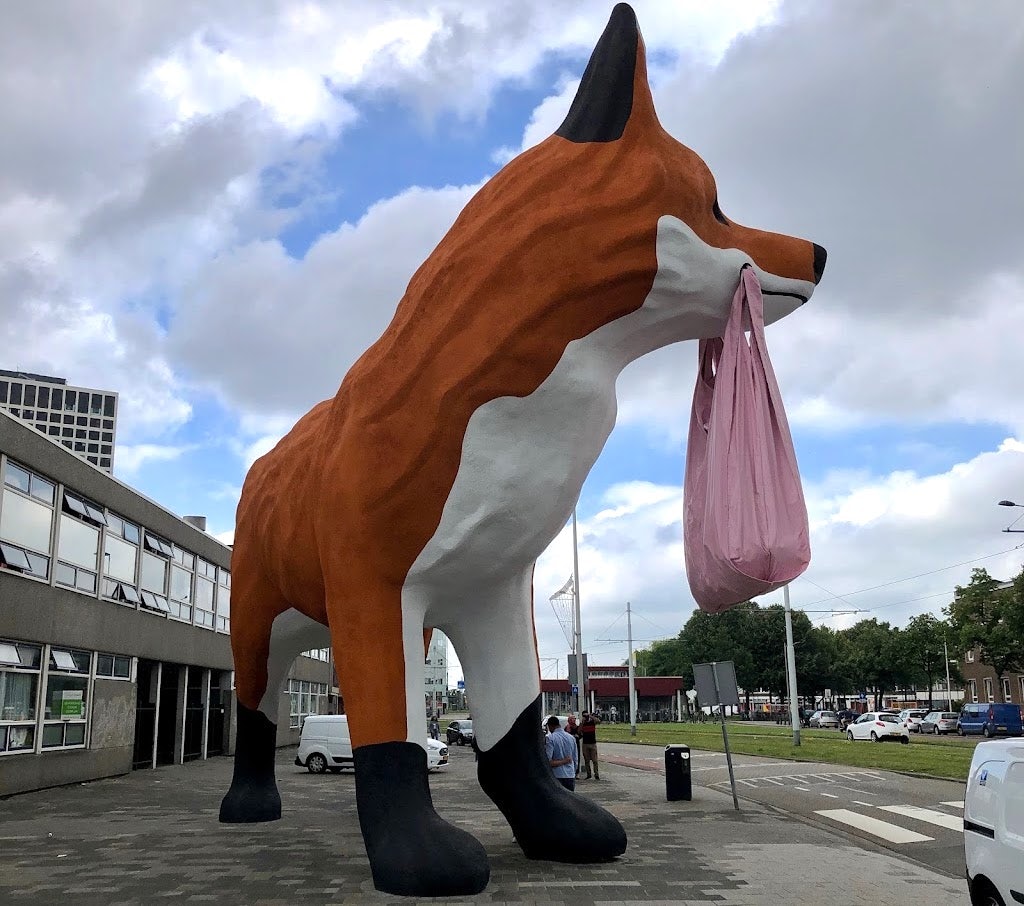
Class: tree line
636,565,1024,712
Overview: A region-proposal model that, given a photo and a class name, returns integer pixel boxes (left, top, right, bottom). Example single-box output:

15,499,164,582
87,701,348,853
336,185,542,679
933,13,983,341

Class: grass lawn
598,720,975,782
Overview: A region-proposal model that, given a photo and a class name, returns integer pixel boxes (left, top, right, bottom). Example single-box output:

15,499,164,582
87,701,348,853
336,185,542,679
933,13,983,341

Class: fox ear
556,3,653,143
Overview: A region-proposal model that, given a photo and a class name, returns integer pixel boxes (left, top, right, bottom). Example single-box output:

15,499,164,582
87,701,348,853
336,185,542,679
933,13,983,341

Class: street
603,741,966,879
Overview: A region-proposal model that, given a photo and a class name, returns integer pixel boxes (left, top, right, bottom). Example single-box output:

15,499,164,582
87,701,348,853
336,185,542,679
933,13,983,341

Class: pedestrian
580,711,601,780
544,715,578,790
565,713,582,776
428,715,440,740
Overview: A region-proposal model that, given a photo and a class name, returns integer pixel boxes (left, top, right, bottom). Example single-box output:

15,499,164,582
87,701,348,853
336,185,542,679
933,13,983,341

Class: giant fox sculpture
219,3,826,897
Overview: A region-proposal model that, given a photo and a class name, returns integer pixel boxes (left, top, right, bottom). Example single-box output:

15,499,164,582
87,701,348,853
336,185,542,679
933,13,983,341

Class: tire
457,736,465,746
932,726,938,735
900,736,909,745
971,879,1006,906
870,731,879,743
958,727,966,737
982,726,992,738
306,752,328,774
847,731,854,741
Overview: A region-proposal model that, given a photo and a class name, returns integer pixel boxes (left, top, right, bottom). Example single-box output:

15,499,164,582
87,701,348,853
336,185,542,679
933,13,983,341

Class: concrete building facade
0,410,328,796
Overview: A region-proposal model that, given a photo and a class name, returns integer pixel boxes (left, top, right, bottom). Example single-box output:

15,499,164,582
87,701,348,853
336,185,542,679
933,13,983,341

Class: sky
3,1,1023,687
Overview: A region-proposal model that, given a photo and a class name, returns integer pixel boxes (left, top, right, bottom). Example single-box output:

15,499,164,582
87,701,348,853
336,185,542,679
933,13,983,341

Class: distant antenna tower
548,576,576,650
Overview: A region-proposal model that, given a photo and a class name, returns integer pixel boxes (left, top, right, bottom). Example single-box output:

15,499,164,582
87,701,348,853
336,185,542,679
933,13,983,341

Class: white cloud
116,443,193,476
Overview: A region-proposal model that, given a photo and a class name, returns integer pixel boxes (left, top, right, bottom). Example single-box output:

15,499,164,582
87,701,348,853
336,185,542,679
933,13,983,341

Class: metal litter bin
665,744,692,801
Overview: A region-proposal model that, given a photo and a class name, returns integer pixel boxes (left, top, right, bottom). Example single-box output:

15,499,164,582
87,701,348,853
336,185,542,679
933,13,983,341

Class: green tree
948,567,1024,685
902,613,948,710
841,619,911,709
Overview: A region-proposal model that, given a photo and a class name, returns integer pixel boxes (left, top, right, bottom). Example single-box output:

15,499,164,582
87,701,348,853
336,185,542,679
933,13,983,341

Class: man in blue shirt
545,716,579,791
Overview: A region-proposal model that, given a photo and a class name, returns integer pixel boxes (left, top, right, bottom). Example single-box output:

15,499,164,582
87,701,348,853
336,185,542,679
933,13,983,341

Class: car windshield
878,714,899,723
910,711,927,717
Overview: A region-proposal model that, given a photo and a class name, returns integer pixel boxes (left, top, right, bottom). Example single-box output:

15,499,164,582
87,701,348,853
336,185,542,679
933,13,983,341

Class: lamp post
571,508,584,716
783,584,801,746
944,638,954,710
998,500,1024,532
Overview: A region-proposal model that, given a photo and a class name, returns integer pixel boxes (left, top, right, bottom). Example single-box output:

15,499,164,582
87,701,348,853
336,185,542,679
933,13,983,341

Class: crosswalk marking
878,805,963,833
941,800,965,809
852,800,874,807
815,809,934,844
819,792,839,799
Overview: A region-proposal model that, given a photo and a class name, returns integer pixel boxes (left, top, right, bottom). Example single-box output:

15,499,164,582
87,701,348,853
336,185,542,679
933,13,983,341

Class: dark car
445,719,474,746
958,703,1023,738
836,709,857,730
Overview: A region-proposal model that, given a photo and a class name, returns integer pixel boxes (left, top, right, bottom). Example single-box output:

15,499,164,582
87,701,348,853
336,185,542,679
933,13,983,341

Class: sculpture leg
329,583,489,897
220,562,328,823
444,572,627,862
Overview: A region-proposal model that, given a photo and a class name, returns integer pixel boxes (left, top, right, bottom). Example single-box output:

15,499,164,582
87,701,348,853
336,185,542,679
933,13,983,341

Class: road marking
815,809,934,844
941,800,965,809
794,787,811,792
878,805,963,833
853,800,875,807
762,778,784,786
819,792,839,799
738,779,757,786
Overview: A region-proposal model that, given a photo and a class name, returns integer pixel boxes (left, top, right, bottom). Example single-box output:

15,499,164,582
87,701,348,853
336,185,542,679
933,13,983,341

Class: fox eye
712,198,729,226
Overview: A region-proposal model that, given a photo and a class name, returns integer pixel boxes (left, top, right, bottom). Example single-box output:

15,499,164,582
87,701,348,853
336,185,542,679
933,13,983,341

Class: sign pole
783,584,801,746
571,508,584,716
711,662,740,811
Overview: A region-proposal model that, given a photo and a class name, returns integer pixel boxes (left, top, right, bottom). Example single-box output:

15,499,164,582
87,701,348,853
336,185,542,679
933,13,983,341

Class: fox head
393,2,825,381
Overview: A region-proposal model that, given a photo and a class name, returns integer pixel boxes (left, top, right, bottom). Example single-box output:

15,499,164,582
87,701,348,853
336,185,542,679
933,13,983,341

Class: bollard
665,744,691,801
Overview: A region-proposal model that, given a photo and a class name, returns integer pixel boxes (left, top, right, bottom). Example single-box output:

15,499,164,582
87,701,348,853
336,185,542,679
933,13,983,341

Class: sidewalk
0,745,968,905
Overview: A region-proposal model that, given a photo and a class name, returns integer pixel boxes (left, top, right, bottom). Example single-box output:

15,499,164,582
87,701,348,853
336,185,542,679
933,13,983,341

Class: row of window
0,382,116,417
966,676,1024,704
0,457,230,633
0,639,131,756
288,680,330,729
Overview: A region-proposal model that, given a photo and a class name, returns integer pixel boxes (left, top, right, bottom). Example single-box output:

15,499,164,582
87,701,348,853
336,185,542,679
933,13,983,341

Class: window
43,648,90,749
56,513,99,594
141,552,167,594
969,680,978,703
144,533,173,558
1003,678,1012,703
9,384,22,405
966,649,975,663
104,396,115,417
140,590,171,614
37,387,49,408
24,385,36,406
62,491,106,526
169,564,193,622
1,462,54,580
103,533,138,585
288,680,328,728
0,640,41,756
95,654,132,680
984,678,994,703
1020,676,1024,703
51,388,62,409
195,575,215,629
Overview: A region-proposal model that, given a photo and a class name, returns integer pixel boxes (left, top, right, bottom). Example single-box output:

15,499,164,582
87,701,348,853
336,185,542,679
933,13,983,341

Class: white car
296,714,449,772
965,738,1024,906
846,711,910,744
898,708,929,733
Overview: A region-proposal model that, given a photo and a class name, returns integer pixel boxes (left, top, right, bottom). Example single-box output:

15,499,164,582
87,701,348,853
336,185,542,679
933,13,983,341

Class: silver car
809,710,840,729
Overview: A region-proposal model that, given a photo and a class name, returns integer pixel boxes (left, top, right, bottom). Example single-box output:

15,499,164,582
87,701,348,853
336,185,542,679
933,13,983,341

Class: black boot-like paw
219,702,282,823
478,696,627,863
355,741,490,896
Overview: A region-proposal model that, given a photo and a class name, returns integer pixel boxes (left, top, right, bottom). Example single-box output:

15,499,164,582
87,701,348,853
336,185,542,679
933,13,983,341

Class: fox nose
812,243,827,283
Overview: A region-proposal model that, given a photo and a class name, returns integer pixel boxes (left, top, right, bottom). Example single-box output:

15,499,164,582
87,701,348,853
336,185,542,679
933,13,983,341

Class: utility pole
572,508,584,716
945,638,953,711
783,584,801,746
627,601,637,736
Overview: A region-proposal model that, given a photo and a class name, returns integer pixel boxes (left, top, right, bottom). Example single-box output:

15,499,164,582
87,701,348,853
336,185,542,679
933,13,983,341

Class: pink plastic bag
683,267,810,613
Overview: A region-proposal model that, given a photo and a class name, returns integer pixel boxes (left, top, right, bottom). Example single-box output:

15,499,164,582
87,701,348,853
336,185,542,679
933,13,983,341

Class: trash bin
665,744,692,801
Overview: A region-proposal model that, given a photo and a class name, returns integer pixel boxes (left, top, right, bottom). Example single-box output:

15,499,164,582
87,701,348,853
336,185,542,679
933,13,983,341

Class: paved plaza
0,744,969,905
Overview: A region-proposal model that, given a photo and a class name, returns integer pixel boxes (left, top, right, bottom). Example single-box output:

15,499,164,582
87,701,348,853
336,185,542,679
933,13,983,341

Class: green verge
598,721,974,782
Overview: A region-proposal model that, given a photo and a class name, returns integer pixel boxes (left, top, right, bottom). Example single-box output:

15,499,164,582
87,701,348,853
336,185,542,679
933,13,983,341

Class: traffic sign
571,684,579,695
457,679,465,689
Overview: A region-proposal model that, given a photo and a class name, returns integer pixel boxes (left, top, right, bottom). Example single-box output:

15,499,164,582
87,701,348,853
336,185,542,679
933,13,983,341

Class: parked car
846,711,910,744
964,737,1024,906
446,719,475,746
296,715,449,773
836,709,858,730
809,710,840,729
919,711,960,735
959,703,1024,738
898,708,929,732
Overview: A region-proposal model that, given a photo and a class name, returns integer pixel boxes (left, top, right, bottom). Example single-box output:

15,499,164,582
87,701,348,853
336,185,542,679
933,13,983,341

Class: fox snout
812,243,827,284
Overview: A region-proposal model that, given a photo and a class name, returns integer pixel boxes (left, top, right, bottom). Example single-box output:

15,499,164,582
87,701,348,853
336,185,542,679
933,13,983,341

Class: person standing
428,715,440,740
580,712,601,780
565,714,581,777
544,716,578,790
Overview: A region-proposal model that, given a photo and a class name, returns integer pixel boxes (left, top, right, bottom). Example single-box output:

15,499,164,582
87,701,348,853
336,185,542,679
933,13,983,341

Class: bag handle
693,337,723,431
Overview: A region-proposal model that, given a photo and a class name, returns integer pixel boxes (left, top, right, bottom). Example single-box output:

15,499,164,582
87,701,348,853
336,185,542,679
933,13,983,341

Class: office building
0,410,330,796
425,631,449,715
0,369,118,473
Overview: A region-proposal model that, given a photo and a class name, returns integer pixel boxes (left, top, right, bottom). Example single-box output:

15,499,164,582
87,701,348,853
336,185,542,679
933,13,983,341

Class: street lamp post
944,638,954,711
998,499,1024,532
783,584,801,746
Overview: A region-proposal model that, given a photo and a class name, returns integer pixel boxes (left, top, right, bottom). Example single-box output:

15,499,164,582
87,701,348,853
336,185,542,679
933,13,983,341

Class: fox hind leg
445,569,627,862
219,578,329,823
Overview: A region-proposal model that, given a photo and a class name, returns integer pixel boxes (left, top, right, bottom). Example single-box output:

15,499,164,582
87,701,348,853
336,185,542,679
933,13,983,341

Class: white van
964,739,1024,905
295,715,448,774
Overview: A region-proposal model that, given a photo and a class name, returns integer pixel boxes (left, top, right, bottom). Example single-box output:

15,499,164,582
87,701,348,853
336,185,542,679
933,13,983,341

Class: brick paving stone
0,744,969,905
